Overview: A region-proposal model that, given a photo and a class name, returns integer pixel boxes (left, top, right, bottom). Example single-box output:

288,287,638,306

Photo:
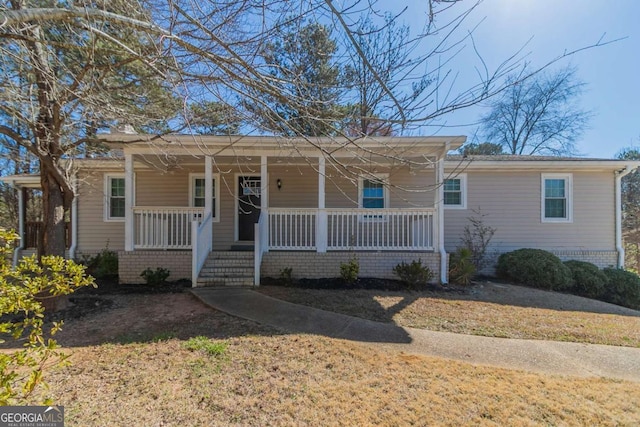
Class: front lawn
23,293,640,426
257,282,640,347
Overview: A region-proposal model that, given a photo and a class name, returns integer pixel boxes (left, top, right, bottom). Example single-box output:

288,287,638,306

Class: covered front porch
106,135,464,285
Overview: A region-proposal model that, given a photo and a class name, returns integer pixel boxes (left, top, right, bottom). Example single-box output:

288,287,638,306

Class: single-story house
3,132,639,286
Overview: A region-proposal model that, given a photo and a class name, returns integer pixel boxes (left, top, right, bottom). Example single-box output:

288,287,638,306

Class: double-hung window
190,174,220,222
104,174,126,221
359,175,389,219
443,174,467,209
542,173,572,222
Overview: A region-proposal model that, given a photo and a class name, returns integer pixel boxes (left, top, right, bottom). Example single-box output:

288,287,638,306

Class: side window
443,174,467,209
105,175,125,221
190,174,220,221
542,174,572,222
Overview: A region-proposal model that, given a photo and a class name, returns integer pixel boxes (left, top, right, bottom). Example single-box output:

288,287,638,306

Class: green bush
449,247,476,286
83,247,118,279
0,228,94,404
279,267,294,286
496,249,573,291
140,267,171,285
601,268,640,309
340,257,359,285
393,259,434,289
563,260,608,298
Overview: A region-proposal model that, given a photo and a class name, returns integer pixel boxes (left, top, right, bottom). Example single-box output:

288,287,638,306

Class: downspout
69,175,78,260
438,142,451,284
615,165,636,268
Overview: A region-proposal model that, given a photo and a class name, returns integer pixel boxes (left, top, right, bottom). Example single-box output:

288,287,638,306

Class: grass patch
257,285,640,347
183,336,228,357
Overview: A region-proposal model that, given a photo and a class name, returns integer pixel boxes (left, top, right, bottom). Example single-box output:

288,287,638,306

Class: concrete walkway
191,288,640,382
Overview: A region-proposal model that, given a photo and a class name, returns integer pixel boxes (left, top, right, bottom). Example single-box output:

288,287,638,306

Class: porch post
124,153,134,251
260,155,268,211
317,155,327,252
436,149,448,284
12,187,25,266
204,156,213,218
17,187,25,249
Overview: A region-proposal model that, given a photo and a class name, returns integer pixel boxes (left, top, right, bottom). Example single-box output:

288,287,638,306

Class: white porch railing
326,208,434,250
133,207,204,249
268,208,317,250
265,208,434,251
192,211,213,285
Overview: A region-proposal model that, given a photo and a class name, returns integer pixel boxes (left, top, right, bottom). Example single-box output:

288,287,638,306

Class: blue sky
396,0,640,158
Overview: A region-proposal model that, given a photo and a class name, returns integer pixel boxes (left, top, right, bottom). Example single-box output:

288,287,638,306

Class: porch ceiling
0,174,41,188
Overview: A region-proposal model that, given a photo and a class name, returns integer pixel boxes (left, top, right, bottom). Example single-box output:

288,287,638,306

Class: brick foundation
261,251,442,283
117,251,192,284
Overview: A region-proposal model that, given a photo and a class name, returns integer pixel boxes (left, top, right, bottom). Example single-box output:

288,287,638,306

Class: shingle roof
446,154,617,162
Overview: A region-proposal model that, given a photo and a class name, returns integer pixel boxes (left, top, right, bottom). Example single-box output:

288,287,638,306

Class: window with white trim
358,175,389,210
542,173,572,222
443,174,467,209
104,174,126,221
190,174,220,222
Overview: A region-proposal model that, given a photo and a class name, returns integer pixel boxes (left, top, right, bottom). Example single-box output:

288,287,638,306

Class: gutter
438,142,451,284
615,165,636,268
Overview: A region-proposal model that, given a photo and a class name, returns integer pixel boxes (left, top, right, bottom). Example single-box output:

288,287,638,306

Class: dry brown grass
257,284,640,347
17,292,640,425
34,327,640,426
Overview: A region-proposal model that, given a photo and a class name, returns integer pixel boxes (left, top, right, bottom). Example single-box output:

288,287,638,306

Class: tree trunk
39,166,67,258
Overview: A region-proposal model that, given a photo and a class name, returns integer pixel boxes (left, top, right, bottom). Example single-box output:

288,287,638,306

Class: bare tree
0,1,611,256
342,14,418,136
479,66,592,155
0,0,183,256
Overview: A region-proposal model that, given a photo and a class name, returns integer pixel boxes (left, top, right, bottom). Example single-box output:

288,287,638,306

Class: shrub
340,257,359,285
140,267,171,285
563,260,608,298
0,228,94,404
460,208,497,271
601,268,640,309
393,259,434,289
279,267,294,286
449,247,476,286
83,246,118,279
496,249,573,291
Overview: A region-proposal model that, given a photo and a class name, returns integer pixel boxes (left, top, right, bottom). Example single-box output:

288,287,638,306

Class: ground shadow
190,287,413,344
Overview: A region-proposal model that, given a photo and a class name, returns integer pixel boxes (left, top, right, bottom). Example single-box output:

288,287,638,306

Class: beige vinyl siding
268,165,318,208
76,169,126,252
75,161,438,253
443,171,615,252
267,164,436,209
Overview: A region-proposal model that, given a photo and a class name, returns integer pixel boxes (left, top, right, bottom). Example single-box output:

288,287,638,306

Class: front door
237,176,261,241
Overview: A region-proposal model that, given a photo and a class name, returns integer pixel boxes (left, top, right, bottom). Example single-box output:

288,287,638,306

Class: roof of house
444,154,640,172
99,133,467,158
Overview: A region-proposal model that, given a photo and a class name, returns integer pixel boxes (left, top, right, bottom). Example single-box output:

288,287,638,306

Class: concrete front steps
196,251,255,287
